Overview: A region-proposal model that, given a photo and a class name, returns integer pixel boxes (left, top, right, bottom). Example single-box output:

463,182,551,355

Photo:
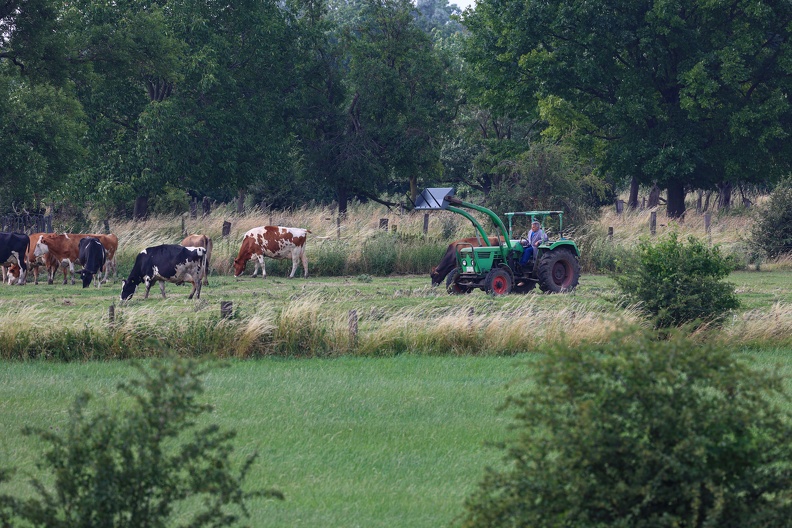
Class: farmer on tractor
519,220,548,268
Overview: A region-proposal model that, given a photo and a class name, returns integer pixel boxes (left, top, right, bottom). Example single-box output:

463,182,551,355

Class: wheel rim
552,261,571,286
492,276,509,294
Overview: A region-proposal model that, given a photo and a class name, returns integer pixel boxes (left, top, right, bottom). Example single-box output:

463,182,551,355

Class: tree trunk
409,175,418,205
666,181,686,219
628,176,640,209
236,189,245,214
133,195,149,220
717,181,732,210
648,185,662,208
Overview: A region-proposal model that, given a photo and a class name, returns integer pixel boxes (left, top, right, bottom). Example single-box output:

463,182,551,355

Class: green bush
613,231,739,328
461,330,792,528
0,357,282,527
751,177,792,258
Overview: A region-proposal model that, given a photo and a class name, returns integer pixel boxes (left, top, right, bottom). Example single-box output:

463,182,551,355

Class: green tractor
416,188,580,295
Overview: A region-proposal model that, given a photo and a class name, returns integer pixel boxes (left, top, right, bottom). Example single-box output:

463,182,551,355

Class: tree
463,0,792,217
1,0,86,212
295,0,456,214
462,330,792,527
0,357,282,527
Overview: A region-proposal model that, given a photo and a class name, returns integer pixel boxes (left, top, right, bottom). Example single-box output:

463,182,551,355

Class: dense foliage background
4,0,792,225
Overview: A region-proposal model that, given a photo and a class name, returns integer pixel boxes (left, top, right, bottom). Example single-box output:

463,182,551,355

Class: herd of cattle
0,225,311,301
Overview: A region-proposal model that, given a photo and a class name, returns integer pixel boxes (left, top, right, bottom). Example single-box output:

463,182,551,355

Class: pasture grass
0,355,530,527
1,271,792,358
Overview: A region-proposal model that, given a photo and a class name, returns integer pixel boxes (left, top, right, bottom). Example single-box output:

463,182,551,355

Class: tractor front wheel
485,268,512,296
537,249,580,293
446,268,472,295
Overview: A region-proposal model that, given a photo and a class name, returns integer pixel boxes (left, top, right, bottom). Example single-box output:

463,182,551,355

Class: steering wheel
520,236,530,247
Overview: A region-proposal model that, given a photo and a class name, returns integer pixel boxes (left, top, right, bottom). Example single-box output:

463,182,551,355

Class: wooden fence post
468,307,474,331
222,221,231,238
704,212,711,234
615,199,624,215
423,213,429,235
108,304,115,325
379,218,389,230
608,226,614,240
220,301,233,319
337,217,341,239
650,211,657,236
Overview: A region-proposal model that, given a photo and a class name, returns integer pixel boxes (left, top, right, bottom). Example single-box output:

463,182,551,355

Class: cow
0,233,30,285
233,226,309,279
430,236,501,287
33,233,119,285
121,244,206,301
78,237,106,288
24,233,64,285
180,234,213,285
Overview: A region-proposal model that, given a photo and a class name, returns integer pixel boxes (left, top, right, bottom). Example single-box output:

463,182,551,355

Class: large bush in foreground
0,357,282,527
461,331,792,527
752,177,792,258
613,231,739,327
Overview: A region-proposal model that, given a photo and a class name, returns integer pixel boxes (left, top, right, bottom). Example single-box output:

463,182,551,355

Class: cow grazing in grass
121,244,206,301
34,233,119,285
78,237,106,288
430,236,500,287
0,232,30,285
180,234,213,285
233,226,309,279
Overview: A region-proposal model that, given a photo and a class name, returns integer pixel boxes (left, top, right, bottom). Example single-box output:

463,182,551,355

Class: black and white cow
0,233,30,285
121,244,206,301
78,237,106,288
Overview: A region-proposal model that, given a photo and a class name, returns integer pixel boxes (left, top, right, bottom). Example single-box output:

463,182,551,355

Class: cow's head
120,279,136,301
233,257,247,277
430,266,442,287
33,240,49,258
5,264,20,285
79,269,94,288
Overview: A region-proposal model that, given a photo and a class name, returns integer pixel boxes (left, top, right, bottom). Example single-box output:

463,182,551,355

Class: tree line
3,0,792,222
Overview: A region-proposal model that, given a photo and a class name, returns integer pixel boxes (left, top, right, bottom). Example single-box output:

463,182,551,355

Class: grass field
2,270,792,359
0,355,532,527
1,266,791,525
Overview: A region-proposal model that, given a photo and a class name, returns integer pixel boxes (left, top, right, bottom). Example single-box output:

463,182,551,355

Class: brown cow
33,233,119,285
180,234,213,285
233,226,310,278
430,236,501,287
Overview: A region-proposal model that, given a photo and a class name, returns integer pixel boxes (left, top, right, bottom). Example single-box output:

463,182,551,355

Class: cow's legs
159,281,167,298
300,248,309,278
256,255,267,278
188,280,201,299
289,252,300,278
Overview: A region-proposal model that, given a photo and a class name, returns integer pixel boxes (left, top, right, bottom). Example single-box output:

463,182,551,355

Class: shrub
613,231,739,328
0,357,283,527
751,177,792,258
461,330,792,528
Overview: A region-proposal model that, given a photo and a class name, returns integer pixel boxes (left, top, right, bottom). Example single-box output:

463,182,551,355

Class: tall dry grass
92,202,477,276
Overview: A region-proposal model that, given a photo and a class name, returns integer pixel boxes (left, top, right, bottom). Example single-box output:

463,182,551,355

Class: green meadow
1,269,791,526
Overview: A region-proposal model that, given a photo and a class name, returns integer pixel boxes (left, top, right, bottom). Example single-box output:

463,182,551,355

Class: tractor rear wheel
537,248,580,293
485,268,512,296
446,268,472,295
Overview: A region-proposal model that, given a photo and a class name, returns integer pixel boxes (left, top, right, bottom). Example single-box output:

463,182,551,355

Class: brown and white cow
430,236,501,287
25,233,66,285
34,233,119,285
233,226,310,278
180,234,213,285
